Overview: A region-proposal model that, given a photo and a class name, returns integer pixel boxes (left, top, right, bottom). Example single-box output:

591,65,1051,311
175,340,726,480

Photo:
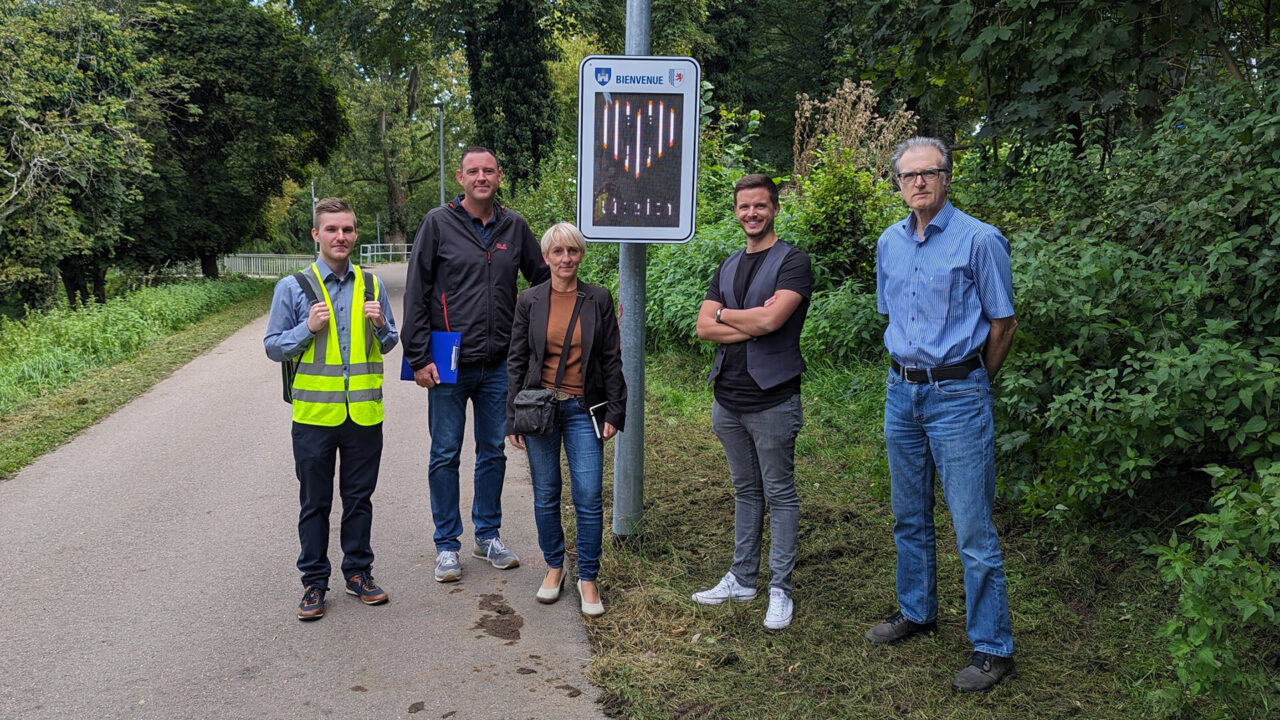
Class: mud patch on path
472,593,523,641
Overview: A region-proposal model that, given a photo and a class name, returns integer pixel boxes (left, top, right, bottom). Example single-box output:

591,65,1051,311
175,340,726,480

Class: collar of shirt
314,257,354,283
900,201,958,243
454,197,502,226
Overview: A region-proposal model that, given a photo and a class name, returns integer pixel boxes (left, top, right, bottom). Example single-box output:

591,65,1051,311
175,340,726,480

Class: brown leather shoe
297,586,326,620
345,571,389,605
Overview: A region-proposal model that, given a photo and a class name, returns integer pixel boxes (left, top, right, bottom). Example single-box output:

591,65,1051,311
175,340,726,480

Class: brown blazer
505,280,627,436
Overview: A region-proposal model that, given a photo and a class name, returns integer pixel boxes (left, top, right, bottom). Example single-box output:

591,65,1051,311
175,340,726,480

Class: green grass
0,287,274,479
586,351,1180,719
0,277,271,416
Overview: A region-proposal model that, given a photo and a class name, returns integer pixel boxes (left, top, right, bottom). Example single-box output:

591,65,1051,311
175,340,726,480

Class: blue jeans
427,362,508,552
291,419,382,590
711,395,802,596
884,366,1013,657
525,398,604,580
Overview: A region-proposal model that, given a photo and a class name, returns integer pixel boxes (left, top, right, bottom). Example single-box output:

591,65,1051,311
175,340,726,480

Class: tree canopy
123,0,344,279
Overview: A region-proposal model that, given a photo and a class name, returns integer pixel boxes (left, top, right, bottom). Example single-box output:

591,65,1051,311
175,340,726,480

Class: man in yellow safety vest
264,197,399,620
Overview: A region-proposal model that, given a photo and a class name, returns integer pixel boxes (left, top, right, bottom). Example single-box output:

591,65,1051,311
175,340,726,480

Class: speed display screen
590,92,684,228
577,57,700,243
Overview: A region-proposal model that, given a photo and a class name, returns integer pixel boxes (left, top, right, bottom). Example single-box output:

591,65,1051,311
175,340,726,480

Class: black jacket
506,280,627,436
403,197,549,369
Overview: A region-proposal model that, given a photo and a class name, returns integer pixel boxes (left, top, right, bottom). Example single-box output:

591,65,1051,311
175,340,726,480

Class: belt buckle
902,366,925,384
552,390,574,402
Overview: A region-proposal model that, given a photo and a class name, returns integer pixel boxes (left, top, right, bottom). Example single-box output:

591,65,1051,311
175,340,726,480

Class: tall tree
0,0,157,309
834,0,1271,165
124,0,344,278
439,0,559,194
288,0,460,244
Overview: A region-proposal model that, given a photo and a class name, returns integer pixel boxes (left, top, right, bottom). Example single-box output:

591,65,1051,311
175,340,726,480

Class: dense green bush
981,77,1280,517
0,277,270,416
1150,462,1280,716
955,74,1280,710
787,139,899,284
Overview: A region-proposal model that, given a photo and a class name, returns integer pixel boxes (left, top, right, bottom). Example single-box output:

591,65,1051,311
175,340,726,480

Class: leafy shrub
0,277,270,415
1148,462,1280,716
977,74,1280,518
784,139,899,283
800,280,883,365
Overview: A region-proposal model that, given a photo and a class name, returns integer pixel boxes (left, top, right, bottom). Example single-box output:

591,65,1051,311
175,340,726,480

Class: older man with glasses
865,136,1019,692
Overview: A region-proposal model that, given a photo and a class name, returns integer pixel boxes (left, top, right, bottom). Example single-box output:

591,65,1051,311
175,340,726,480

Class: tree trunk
91,261,108,304
200,252,219,279
380,107,408,246
58,257,91,308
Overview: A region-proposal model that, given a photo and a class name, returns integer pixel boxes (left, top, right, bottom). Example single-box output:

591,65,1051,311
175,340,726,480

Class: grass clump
0,285,274,479
0,277,272,417
588,351,1178,719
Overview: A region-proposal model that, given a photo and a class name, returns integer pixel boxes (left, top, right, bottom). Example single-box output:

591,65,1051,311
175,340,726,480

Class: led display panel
577,56,700,243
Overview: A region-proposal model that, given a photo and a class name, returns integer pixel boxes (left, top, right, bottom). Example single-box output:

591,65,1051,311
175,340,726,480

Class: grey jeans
711,394,802,595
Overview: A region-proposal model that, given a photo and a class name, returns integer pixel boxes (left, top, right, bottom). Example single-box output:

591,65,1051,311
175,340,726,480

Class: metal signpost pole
613,0,651,537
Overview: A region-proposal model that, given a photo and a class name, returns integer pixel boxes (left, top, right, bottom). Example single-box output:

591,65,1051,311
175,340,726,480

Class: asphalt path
0,262,607,720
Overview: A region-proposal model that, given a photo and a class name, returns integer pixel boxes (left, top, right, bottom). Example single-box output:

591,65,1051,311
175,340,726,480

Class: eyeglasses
894,168,948,185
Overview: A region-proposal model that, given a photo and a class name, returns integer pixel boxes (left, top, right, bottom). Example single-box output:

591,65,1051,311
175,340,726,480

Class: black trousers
291,419,383,590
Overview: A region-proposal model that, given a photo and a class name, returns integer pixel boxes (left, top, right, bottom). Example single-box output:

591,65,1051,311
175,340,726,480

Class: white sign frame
577,55,700,243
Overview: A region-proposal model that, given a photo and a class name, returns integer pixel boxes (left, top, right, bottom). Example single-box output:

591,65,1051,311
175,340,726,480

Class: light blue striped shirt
876,202,1014,368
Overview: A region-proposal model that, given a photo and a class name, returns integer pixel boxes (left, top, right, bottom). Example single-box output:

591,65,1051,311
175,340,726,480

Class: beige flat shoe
578,579,605,617
536,570,563,604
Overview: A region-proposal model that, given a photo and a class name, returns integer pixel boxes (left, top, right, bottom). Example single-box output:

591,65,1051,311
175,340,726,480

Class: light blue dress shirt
263,257,398,382
876,202,1014,368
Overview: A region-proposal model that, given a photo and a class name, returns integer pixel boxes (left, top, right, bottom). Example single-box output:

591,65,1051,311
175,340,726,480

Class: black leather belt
891,356,982,383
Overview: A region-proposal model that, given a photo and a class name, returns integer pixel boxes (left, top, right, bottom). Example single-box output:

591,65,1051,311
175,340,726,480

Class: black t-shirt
705,243,813,413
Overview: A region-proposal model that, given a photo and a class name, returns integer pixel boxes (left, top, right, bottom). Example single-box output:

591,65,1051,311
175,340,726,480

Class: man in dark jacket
403,146,550,583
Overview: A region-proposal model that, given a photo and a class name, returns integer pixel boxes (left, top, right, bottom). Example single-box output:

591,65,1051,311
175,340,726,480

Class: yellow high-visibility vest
291,263,384,426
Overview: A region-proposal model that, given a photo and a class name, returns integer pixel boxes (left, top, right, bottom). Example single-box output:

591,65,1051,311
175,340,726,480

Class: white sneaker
764,588,793,630
691,572,757,605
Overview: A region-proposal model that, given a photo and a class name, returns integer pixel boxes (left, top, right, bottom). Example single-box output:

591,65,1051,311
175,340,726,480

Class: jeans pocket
886,369,903,391
933,375,981,397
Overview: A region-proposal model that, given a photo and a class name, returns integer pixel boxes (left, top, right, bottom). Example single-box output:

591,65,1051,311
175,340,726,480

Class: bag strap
294,269,320,305
551,289,586,391
282,268,321,405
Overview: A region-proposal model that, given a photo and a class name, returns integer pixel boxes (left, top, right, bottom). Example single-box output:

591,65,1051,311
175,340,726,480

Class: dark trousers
291,419,383,590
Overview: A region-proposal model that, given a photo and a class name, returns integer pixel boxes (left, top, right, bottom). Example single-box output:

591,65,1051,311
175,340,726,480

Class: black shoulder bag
512,290,584,435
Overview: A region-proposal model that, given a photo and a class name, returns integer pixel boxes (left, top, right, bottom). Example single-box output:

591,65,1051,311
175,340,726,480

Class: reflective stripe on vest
291,263,385,426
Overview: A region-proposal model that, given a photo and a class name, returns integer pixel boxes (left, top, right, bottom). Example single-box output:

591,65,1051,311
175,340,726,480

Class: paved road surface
0,262,607,719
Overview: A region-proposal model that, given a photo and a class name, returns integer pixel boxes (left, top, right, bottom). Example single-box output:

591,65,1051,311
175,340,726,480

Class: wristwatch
715,307,725,324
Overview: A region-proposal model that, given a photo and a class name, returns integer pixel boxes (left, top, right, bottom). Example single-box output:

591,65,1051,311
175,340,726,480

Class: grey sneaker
473,536,520,569
763,588,793,630
691,572,757,605
434,550,462,582
952,651,1016,692
865,610,937,644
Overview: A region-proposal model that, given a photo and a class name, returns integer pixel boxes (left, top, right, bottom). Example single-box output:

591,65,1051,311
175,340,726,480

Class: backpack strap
283,268,322,405
293,269,320,305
